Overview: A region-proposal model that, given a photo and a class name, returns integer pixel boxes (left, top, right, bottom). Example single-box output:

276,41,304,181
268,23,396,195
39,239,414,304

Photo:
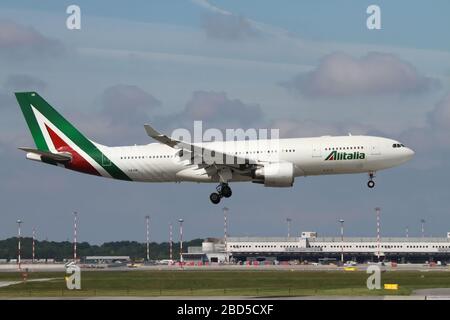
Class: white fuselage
97,135,414,184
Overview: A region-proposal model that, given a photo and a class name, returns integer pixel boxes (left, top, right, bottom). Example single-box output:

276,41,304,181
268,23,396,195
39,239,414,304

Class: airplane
15,92,414,204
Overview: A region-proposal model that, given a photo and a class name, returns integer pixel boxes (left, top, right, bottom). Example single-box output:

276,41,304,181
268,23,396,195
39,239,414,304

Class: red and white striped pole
286,218,291,238
145,215,150,261
73,212,78,262
223,207,228,263
178,219,184,267
339,219,345,263
169,223,173,261
32,227,36,263
17,220,23,270
375,207,381,261
421,219,426,238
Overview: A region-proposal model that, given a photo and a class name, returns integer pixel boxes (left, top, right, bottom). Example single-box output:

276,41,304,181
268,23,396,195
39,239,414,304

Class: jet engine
253,162,294,187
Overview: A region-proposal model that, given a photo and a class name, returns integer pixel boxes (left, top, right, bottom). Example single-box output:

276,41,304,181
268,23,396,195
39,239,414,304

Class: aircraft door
312,145,322,158
102,154,112,166
370,144,381,156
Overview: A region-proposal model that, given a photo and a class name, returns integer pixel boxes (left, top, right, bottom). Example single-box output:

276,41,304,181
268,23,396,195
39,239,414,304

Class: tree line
0,237,203,261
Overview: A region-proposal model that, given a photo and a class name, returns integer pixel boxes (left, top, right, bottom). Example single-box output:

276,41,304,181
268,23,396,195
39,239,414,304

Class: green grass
0,270,449,297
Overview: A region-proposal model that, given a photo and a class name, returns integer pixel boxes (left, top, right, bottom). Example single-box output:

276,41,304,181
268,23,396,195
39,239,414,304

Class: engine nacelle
254,162,294,187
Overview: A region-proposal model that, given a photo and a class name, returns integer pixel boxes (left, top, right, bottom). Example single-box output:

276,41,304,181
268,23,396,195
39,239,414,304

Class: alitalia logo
325,151,366,161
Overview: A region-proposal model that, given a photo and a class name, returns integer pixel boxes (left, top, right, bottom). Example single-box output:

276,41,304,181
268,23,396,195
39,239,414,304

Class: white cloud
281,52,439,98
4,74,47,92
398,94,450,168
270,118,374,139
0,20,65,60
201,13,259,41
61,85,162,146
192,0,292,40
100,84,161,125
428,94,450,130
156,90,264,131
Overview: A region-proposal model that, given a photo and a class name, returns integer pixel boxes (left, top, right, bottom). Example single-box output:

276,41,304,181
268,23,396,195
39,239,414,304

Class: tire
367,180,375,188
210,192,221,204
221,185,232,198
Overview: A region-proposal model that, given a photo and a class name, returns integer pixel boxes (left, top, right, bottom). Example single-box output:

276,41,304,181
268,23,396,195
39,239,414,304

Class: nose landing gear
210,183,232,204
209,192,221,204
367,172,376,188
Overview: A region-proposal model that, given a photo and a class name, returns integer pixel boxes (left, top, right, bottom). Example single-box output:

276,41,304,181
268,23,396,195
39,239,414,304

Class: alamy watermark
65,262,81,290
170,121,281,166
66,5,81,30
64,5,380,31
366,265,381,290
367,5,381,30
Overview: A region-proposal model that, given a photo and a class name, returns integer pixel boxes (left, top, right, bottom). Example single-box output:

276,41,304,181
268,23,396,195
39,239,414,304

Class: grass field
1,270,449,297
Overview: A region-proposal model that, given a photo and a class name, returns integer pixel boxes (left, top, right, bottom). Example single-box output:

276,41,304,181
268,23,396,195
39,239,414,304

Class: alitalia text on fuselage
325,150,366,161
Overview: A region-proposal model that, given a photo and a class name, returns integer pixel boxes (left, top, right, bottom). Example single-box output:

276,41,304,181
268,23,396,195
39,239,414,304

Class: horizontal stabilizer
18,147,72,163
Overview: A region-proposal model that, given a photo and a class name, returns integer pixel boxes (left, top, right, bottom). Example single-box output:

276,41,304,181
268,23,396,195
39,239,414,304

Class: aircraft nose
405,147,415,160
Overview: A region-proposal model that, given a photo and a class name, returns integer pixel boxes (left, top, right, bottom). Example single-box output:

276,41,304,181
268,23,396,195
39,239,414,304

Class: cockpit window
392,143,404,148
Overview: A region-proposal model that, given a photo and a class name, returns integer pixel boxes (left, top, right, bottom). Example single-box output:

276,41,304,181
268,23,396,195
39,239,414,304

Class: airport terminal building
184,232,450,264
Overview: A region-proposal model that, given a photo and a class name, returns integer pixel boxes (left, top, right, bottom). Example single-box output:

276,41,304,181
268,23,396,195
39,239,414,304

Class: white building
184,232,450,263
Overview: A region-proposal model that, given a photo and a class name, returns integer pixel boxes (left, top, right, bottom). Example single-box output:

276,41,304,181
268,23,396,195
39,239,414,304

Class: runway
1,263,448,273
2,294,449,300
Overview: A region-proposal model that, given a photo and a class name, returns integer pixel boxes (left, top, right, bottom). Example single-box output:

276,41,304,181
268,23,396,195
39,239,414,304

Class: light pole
32,227,36,263
375,207,381,262
169,222,173,261
406,226,409,238
286,218,292,238
145,215,150,261
339,219,345,263
178,219,184,267
421,219,426,238
16,220,23,270
73,212,78,262
223,207,229,263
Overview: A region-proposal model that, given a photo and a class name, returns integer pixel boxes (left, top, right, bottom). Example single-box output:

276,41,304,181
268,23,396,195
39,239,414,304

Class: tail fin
15,92,131,180
15,92,89,152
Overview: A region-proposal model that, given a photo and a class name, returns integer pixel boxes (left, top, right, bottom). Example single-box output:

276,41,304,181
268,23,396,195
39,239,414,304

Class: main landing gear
210,183,232,204
367,172,376,188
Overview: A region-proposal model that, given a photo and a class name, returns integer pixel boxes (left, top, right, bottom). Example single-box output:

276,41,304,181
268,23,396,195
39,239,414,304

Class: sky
0,1,450,244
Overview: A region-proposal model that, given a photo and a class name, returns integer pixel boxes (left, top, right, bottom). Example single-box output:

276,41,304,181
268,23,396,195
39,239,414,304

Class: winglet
144,124,161,138
144,124,179,148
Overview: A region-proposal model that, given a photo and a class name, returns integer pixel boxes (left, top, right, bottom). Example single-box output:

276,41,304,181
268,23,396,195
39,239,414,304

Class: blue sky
0,1,449,244
213,0,450,50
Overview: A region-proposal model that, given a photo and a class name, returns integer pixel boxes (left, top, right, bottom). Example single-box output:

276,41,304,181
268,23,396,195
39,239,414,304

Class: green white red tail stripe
45,124,100,176
15,92,131,181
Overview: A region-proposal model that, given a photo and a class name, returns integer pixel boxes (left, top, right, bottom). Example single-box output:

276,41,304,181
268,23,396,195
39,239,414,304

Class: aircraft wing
18,147,72,163
144,124,258,169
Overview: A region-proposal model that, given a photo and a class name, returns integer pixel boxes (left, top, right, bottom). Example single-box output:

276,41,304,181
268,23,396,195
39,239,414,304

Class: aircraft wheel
210,192,221,204
367,180,375,188
221,185,232,198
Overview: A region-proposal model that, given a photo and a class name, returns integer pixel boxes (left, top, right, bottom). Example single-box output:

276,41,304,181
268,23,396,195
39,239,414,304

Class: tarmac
1,263,449,272
0,278,56,288
2,293,450,300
